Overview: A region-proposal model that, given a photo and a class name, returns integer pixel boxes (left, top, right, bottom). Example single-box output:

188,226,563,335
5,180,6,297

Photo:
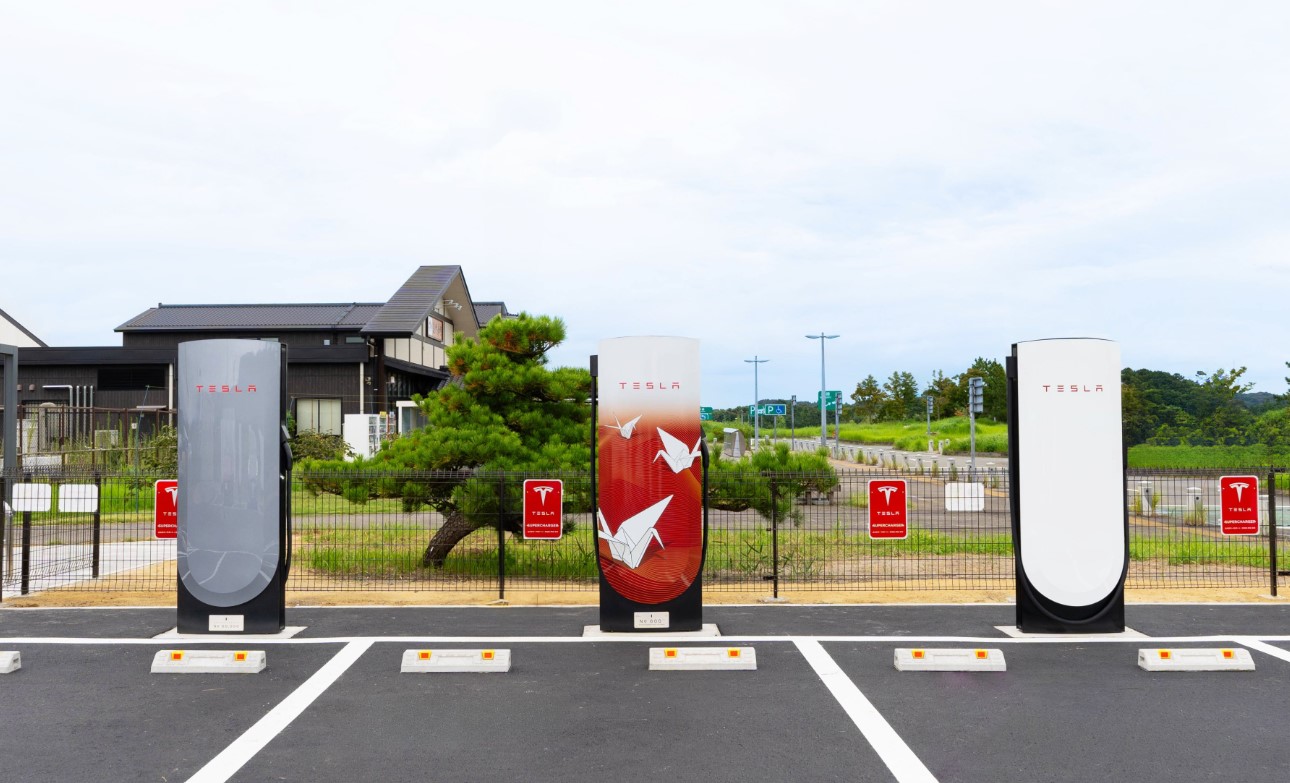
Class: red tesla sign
155,480,178,539
868,479,908,540
1219,475,1259,536
523,479,564,540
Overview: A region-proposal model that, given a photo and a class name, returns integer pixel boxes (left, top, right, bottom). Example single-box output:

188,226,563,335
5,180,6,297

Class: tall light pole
805,333,838,447
744,356,769,449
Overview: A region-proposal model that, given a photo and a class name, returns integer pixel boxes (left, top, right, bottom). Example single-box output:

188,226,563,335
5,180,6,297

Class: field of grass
1127,445,1290,470
297,525,1018,581
776,417,1009,454
295,523,1283,580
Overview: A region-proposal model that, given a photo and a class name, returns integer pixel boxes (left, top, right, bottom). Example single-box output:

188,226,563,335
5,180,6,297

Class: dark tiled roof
473,301,515,324
116,303,382,332
361,265,479,336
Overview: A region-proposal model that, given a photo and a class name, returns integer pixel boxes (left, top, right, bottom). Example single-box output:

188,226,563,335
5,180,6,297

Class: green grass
1127,445,1290,470
296,525,1020,581
1129,538,1284,568
296,521,1288,580
780,417,1009,454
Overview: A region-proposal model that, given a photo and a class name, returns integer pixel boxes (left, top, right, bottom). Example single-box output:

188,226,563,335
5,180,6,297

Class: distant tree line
708,357,1009,426
711,359,1290,450
1122,365,1289,447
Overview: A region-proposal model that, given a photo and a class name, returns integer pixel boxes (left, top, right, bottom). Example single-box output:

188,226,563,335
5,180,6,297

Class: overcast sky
2,2,1287,408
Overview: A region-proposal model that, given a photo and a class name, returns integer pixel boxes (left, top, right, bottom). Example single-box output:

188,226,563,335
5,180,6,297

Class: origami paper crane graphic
597,495,671,569
603,414,642,439
653,427,702,473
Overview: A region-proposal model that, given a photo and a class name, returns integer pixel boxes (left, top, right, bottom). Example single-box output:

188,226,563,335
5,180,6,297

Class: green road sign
700,406,713,421
817,390,842,411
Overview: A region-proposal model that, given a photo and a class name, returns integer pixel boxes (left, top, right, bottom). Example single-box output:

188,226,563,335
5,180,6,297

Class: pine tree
322,313,591,566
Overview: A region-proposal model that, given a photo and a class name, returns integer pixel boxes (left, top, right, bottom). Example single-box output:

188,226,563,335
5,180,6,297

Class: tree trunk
421,510,481,567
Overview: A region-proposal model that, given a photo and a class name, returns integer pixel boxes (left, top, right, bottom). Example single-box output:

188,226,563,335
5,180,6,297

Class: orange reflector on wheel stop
1138,647,1254,672
894,648,1006,672
649,647,758,671
400,649,511,673
151,650,266,674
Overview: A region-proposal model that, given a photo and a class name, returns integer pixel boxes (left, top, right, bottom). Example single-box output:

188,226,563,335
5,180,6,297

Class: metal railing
1,465,1285,599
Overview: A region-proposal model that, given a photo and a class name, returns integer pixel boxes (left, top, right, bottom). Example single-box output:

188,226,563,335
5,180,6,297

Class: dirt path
5,582,1283,609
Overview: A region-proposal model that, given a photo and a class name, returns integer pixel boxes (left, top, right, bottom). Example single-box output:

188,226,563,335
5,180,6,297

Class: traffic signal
968,376,985,414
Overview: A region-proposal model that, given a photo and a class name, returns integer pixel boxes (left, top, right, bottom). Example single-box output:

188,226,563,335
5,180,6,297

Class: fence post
497,473,506,602
770,478,780,600
17,468,31,595
91,471,102,579
1270,469,1279,598
21,508,31,596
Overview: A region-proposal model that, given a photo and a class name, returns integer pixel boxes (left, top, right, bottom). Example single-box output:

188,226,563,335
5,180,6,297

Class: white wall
0,315,42,347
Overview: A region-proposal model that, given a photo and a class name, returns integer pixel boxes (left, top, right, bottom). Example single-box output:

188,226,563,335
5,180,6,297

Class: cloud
2,1,1288,402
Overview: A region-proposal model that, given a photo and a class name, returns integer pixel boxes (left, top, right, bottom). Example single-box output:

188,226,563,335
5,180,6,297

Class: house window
98,365,167,391
427,317,444,342
296,398,342,435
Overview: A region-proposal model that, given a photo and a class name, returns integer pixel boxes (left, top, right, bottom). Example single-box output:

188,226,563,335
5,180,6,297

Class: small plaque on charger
634,612,669,629
209,615,245,633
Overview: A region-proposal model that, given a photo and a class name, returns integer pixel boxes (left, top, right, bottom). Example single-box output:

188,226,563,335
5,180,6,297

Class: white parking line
795,639,938,783
1235,638,1290,664
185,639,372,783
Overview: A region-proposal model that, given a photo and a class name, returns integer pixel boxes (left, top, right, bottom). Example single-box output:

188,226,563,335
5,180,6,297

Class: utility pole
744,356,769,450
805,333,838,447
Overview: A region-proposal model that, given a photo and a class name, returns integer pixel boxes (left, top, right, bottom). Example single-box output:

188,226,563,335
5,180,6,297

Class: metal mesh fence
2,464,1285,599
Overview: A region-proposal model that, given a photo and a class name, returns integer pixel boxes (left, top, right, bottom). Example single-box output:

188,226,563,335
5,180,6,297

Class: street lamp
805,333,838,447
744,356,769,449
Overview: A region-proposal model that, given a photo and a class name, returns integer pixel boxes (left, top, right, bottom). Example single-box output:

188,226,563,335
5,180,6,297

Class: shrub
292,430,353,462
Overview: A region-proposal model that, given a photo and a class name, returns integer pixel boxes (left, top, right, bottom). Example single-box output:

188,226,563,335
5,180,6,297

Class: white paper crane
602,414,643,439
653,427,702,473
597,495,671,569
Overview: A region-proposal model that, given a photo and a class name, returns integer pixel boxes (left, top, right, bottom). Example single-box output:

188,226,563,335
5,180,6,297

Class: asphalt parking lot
2,604,1288,783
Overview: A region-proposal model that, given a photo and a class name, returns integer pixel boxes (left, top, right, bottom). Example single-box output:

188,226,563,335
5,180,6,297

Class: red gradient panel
597,337,702,604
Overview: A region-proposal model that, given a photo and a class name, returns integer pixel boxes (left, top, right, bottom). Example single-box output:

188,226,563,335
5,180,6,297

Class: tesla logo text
618,381,682,390
195,385,258,393
1041,384,1105,393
